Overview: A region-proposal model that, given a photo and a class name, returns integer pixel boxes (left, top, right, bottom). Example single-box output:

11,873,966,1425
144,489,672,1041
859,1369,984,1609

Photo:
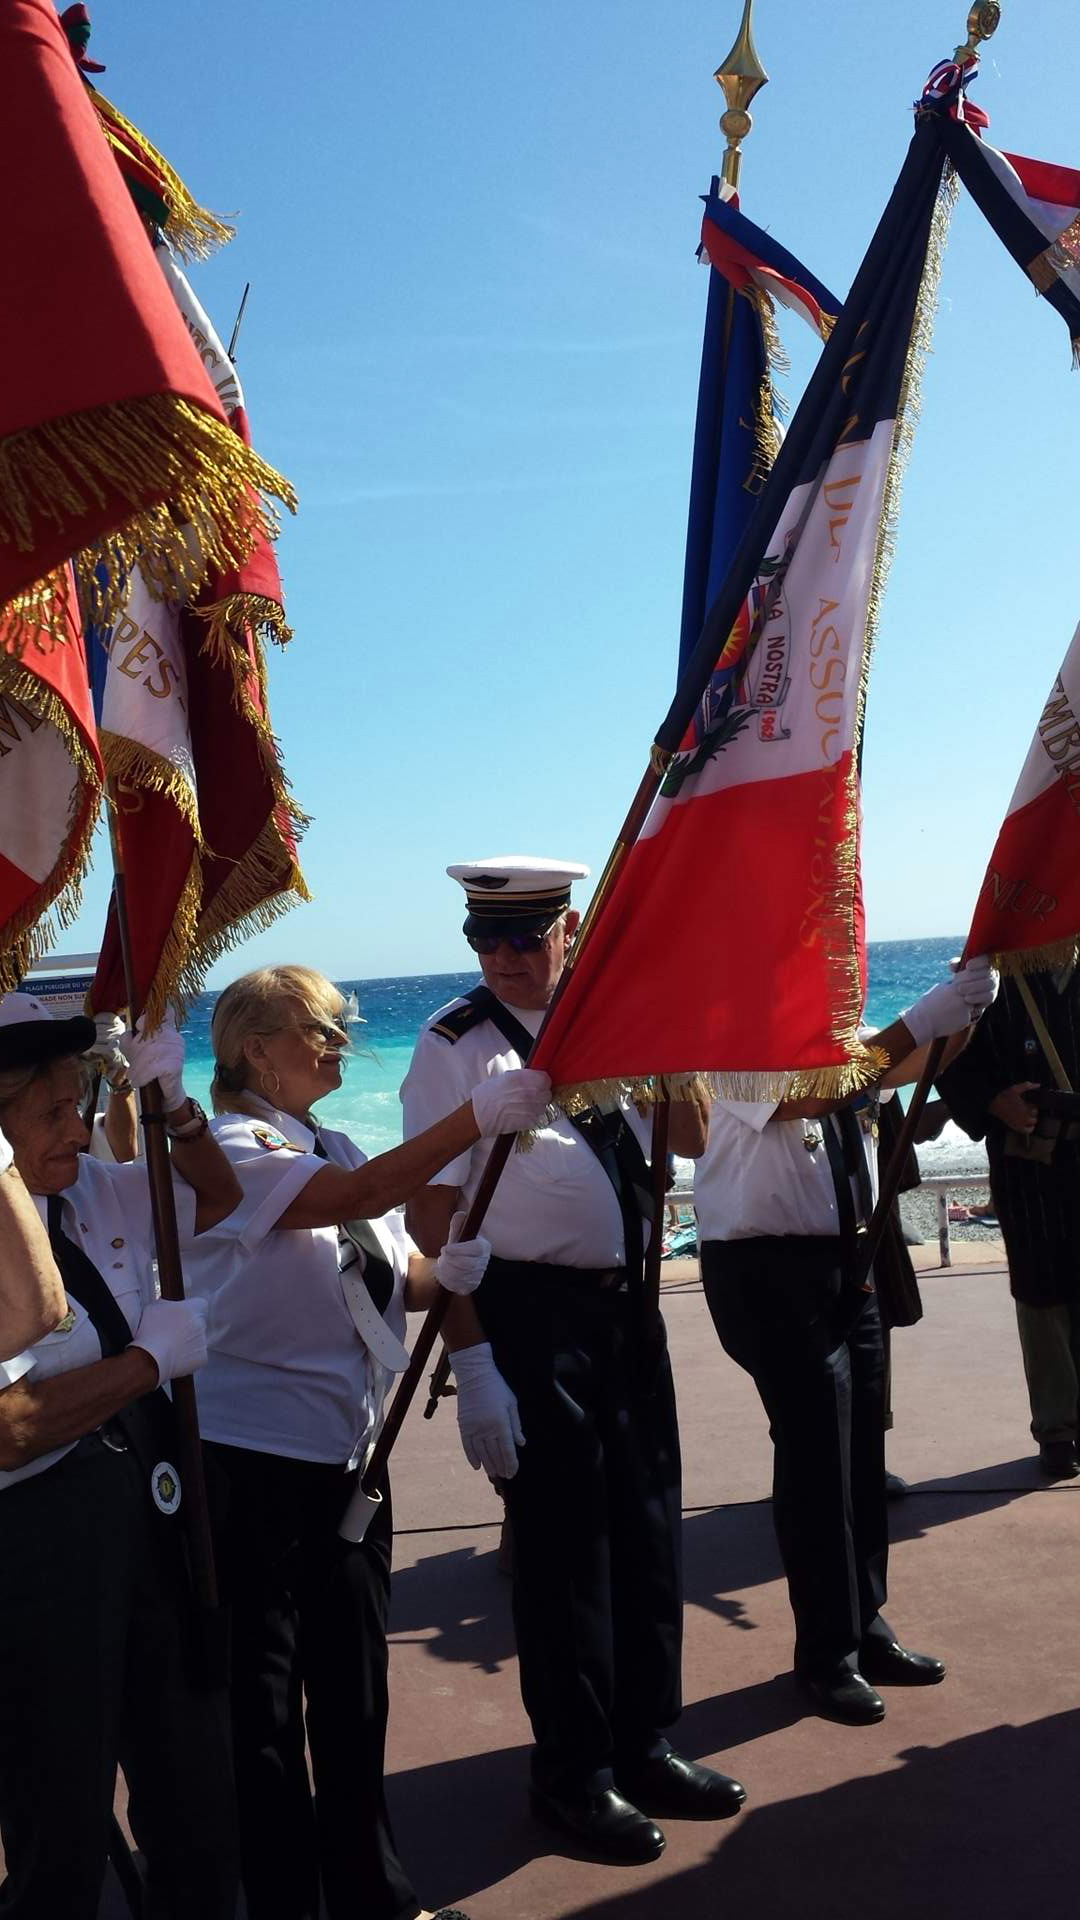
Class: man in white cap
401,857,744,1866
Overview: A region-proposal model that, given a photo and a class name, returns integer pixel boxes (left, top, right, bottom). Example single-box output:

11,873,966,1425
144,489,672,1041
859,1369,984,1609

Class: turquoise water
179,938,965,1158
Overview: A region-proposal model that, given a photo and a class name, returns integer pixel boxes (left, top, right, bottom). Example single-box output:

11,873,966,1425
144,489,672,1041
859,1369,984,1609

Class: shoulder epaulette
429,1000,486,1046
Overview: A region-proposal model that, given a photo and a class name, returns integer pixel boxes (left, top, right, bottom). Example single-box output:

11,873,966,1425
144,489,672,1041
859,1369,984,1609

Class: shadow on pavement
553,1708,1080,1920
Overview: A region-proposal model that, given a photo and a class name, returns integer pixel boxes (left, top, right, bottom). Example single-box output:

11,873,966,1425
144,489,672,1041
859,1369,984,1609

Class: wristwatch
166,1099,209,1142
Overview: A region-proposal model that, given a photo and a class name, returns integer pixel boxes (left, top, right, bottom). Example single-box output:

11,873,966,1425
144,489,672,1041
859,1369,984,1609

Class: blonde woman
186,965,549,1920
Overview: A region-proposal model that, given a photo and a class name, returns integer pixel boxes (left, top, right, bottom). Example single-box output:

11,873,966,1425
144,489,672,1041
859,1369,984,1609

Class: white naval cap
447,855,590,935
0,990,95,1069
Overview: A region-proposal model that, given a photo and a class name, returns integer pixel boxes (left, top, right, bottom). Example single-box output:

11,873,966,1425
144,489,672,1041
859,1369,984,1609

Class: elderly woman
185,965,549,1920
0,990,242,1919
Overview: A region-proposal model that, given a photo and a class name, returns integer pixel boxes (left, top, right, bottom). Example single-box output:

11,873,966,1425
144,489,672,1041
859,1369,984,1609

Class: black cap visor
0,1015,95,1072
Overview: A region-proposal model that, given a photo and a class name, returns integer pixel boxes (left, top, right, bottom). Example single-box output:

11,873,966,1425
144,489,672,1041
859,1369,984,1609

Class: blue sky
61,0,1080,980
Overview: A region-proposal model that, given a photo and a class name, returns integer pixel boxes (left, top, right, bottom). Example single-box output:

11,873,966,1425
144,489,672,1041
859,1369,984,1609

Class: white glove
434,1211,492,1295
119,1010,187,1112
89,1011,129,1082
129,1295,209,1386
450,1340,524,1479
471,1063,552,1139
0,1124,11,1176
902,954,1000,1048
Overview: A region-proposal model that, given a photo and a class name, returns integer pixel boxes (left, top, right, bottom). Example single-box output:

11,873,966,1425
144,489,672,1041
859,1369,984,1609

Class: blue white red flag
534,111,956,1103
942,124,1080,363
679,181,839,737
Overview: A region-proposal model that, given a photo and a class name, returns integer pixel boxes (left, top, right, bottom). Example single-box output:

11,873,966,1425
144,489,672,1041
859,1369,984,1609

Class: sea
177,935,988,1175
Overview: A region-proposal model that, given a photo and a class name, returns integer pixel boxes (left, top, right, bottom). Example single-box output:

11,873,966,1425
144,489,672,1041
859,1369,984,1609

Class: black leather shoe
618,1751,746,1821
798,1670,886,1724
885,1470,909,1500
1038,1440,1080,1480
529,1786,665,1863
860,1639,946,1686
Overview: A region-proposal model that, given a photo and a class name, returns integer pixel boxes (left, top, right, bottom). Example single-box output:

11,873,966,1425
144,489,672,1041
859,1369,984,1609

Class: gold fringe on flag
99,732,200,834
192,811,312,986
818,163,960,1082
0,567,80,657
124,836,204,1032
0,392,296,651
994,939,1080,977
196,592,294,662
544,1051,892,1122
87,86,235,261
0,659,103,993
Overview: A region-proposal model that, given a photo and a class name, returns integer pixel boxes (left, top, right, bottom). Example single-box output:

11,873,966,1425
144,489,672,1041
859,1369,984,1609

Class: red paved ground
81,1243,1080,1915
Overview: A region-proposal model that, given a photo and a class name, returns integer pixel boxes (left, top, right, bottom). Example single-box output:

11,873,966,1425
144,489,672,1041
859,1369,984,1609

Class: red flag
966,620,1080,970
0,573,103,989
0,0,293,647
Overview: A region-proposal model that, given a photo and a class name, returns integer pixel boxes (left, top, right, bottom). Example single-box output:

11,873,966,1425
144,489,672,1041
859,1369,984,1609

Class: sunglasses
466,927,555,956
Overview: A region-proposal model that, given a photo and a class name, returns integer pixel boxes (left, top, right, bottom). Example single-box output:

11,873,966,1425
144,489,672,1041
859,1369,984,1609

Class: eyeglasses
263,1020,347,1048
466,928,555,956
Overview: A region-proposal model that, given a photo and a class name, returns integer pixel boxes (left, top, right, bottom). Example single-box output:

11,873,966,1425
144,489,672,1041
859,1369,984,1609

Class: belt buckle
99,1424,128,1454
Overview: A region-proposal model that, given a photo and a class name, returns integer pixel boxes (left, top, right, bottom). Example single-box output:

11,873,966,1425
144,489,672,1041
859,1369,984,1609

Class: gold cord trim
0,659,103,990
0,393,296,644
87,87,235,261
131,847,205,1031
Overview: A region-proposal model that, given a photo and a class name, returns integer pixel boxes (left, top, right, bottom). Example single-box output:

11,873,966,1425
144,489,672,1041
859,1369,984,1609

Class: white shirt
185,1100,413,1467
694,1096,884,1243
0,1157,197,1491
400,997,652,1268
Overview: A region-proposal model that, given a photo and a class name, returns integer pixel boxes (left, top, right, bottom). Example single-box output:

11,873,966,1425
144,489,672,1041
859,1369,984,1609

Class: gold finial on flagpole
715,0,768,192
954,1,1002,69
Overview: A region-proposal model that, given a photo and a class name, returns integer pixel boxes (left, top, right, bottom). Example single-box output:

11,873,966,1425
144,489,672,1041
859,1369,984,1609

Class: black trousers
701,1235,890,1676
0,1434,239,1919
204,1443,419,1920
476,1259,683,1797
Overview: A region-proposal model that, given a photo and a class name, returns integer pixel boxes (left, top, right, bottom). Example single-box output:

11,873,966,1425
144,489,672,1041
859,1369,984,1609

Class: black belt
485,1257,628,1292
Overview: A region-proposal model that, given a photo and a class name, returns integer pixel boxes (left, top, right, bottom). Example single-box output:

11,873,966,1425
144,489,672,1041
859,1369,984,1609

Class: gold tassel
87,87,235,261
0,392,296,651
0,661,103,991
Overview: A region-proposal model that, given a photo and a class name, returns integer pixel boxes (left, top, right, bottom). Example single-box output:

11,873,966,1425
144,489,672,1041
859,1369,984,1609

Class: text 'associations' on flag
532,110,959,1108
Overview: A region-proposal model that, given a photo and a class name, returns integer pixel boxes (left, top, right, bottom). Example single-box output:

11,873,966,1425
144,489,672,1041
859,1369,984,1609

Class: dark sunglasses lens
468,931,546,955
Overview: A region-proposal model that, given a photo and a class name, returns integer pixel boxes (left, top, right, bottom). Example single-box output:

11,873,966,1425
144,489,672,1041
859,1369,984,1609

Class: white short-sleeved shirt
185,1099,413,1467
400,997,652,1268
0,1156,197,1492
694,1097,885,1243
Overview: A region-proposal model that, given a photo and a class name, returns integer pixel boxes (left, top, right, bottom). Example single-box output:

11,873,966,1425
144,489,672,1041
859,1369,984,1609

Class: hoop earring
260,1068,281,1101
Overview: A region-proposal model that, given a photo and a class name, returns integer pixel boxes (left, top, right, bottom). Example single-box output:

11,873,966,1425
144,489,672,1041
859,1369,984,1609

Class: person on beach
0,991,242,1919
937,964,1080,1481
694,957,998,1725
401,858,745,1868
184,965,549,1920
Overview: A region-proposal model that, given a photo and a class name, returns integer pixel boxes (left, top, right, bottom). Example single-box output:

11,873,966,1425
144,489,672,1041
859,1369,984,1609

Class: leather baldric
45,1195,181,1509
463,985,653,1282
823,1108,875,1256
311,1136,410,1373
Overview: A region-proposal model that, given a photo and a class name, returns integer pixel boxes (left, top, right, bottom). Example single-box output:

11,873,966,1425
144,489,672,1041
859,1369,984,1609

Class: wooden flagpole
103,801,223,1638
